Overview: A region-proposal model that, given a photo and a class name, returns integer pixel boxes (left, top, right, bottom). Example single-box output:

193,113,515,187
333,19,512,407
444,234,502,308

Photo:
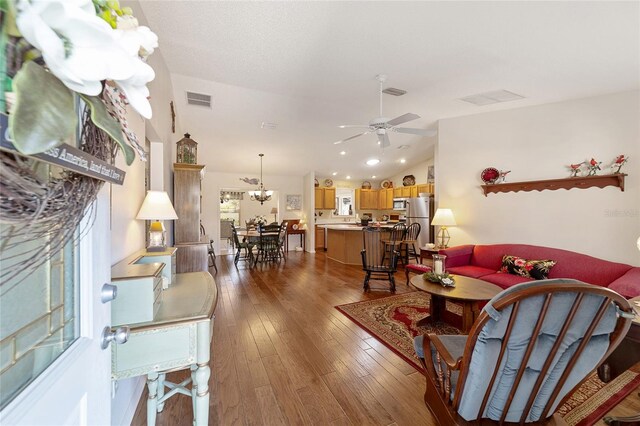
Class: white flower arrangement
254,215,268,226
2,0,159,164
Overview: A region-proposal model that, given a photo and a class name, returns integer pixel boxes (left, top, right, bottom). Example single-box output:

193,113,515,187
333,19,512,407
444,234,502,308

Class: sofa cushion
469,244,632,287
498,255,556,280
481,273,532,290
447,265,496,278
608,268,640,298
440,245,475,268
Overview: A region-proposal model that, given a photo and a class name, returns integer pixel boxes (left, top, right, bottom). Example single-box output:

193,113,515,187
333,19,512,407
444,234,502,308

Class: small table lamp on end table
136,191,179,252
271,207,278,223
431,208,456,249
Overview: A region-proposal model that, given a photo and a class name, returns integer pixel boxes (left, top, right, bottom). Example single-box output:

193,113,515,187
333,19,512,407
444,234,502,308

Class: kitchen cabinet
315,226,325,250
356,189,378,210
377,188,394,210
315,187,336,209
417,183,434,195
393,185,420,198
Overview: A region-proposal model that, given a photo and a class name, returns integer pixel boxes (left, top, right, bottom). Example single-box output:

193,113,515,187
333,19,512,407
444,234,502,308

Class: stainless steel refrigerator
405,195,434,248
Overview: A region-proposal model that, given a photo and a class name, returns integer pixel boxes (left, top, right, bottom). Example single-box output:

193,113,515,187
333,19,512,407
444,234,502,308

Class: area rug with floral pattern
336,292,640,426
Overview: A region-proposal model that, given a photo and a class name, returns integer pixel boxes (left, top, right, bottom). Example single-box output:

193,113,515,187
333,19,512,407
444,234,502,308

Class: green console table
111,271,218,425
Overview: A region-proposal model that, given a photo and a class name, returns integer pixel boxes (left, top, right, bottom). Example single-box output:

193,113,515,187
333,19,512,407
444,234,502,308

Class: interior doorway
218,189,279,255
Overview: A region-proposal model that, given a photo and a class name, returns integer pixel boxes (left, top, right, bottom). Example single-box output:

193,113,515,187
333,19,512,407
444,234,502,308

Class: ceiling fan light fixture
366,158,380,166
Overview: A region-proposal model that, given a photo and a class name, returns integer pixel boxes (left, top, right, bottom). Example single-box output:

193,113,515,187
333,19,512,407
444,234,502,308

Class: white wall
389,158,434,189
437,90,640,265
110,3,182,424
202,171,306,252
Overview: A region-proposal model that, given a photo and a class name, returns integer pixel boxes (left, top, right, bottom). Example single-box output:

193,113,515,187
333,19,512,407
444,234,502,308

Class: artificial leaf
9,61,76,154
79,93,135,165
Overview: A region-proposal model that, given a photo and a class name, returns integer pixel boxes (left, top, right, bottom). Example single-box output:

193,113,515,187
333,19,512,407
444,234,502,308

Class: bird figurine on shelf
611,155,628,174
587,158,601,176
568,161,585,177
498,170,511,183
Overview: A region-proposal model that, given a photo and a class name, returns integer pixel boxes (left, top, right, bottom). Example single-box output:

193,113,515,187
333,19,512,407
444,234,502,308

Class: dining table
235,229,281,265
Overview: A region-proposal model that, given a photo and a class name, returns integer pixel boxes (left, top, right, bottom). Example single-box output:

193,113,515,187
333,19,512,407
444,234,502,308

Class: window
0,229,79,409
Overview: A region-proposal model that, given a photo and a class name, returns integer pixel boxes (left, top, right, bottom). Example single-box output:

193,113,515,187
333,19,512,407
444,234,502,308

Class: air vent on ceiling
382,87,407,96
460,90,525,106
186,91,212,107
261,122,278,130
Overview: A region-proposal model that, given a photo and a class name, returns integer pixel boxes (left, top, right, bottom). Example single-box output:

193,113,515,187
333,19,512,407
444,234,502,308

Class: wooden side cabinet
174,163,208,273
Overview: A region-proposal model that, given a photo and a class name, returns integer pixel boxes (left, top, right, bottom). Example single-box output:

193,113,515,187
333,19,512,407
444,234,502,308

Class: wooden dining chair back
361,227,400,292
414,279,634,425
402,222,421,263
200,224,217,273
231,227,253,266
255,224,281,264
381,223,406,266
277,220,289,259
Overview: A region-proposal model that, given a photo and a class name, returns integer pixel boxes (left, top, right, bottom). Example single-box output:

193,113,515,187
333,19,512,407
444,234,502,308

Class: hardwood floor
131,252,640,426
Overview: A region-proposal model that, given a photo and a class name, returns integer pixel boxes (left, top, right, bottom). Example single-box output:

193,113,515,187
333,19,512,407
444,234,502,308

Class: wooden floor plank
129,253,639,425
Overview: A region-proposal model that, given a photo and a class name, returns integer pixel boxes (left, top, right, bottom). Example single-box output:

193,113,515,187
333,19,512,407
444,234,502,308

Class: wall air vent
186,91,212,107
460,90,525,106
382,87,407,96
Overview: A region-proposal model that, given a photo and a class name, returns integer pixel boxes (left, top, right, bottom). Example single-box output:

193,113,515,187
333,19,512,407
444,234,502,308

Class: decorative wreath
0,0,159,286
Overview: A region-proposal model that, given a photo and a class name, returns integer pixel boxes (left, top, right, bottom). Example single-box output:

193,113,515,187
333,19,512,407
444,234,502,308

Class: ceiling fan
334,74,437,148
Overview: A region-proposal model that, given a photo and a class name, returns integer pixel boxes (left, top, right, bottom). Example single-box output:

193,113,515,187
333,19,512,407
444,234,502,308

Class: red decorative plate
481,167,500,184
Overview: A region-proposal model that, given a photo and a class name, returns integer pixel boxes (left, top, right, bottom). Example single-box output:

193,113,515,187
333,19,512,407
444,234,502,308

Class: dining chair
380,223,406,267
254,224,281,265
231,227,254,266
401,222,421,264
278,220,289,260
413,279,634,425
361,227,400,292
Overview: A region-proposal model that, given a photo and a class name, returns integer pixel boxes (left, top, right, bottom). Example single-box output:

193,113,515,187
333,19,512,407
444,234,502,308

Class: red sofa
440,244,640,298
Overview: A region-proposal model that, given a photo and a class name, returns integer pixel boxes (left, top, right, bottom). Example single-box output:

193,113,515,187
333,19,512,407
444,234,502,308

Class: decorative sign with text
0,113,126,185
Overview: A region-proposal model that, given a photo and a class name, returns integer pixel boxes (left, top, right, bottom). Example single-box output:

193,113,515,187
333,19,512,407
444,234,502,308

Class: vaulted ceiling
139,1,639,181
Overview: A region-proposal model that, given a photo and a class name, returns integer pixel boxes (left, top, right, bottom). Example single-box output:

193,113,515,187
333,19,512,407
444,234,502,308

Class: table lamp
271,207,278,222
431,208,456,249
136,191,178,252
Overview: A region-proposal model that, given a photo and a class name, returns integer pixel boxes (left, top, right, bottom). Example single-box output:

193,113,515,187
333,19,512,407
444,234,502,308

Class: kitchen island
320,224,393,265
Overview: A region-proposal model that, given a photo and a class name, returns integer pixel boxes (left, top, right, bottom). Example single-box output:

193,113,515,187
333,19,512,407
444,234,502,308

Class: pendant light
248,154,273,204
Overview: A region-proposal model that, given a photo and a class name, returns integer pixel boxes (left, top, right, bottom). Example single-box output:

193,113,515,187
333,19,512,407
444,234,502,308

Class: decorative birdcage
176,133,198,164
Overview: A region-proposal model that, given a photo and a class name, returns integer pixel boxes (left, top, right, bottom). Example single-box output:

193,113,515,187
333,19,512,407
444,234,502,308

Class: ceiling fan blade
377,132,391,148
333,132,370,145
393,127,437,137
338,124,371,129
386,112,420,126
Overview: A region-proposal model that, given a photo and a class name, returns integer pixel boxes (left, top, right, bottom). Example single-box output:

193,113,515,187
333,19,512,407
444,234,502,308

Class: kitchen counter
320,225,392,265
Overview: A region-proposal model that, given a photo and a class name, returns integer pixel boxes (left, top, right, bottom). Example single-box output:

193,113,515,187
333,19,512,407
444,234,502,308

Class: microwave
392,198,408,210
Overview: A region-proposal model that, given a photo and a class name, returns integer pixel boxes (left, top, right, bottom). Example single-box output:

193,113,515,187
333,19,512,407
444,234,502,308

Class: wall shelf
481,173,627,196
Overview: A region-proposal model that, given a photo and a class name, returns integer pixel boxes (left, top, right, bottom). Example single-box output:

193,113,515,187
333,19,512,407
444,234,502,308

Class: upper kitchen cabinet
378,188,394,210
417,183,434,194
355,189,378,210
315,187,336,210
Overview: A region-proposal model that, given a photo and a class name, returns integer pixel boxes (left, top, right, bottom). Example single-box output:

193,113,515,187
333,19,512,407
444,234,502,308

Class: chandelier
248,154,273,205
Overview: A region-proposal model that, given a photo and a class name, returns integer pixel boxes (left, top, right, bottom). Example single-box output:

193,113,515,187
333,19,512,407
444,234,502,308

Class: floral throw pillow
498,255,556,280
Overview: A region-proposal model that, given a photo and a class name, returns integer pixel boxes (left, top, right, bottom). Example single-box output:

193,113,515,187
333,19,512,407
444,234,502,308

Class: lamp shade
270,207,278,214
431,208,456,227
136,191,178,220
